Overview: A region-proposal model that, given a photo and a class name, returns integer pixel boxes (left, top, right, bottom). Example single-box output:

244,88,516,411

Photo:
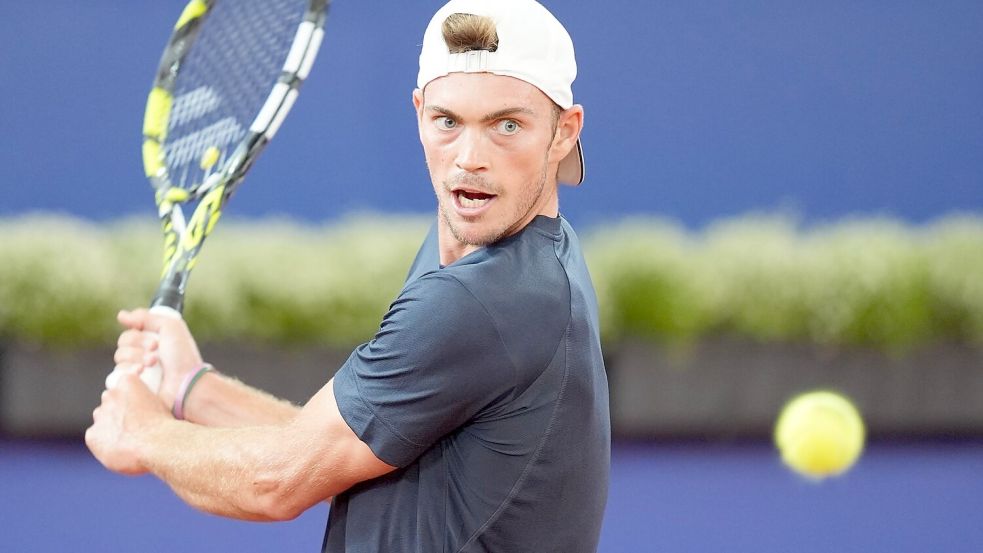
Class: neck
437,221,479,267
437,185,559,266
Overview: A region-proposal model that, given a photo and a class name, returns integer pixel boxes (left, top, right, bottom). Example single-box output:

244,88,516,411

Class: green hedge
586,214,983,349
1,213,981,350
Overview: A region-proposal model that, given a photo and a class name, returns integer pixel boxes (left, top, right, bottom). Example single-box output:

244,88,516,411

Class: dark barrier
4,340,981,439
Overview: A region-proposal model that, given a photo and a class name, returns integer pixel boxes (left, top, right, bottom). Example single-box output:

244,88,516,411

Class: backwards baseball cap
417,0,585,186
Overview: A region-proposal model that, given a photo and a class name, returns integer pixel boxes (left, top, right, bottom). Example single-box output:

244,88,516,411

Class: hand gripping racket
106,0,329,392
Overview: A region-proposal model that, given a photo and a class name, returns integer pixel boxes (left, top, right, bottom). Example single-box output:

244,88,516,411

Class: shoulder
433,217,575,384
379,271,497,354
447,216,571,312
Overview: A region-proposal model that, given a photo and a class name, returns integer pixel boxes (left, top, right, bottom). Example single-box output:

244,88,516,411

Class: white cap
417,0,585,186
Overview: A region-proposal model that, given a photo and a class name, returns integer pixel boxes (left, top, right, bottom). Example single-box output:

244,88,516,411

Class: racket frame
141,0,329,313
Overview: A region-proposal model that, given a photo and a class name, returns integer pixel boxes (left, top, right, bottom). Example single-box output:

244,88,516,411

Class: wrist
134,412,177,475
172,364,215,420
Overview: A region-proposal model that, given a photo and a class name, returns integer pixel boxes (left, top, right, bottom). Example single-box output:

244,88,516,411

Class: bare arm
87,374,395,521
114,309,299,427
95,308,394,520
180,370,300,427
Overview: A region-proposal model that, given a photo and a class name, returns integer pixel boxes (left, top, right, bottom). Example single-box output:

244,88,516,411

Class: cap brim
557,139,585,186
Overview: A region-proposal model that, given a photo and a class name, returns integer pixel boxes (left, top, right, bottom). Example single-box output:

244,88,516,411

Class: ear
412,88,424,117
549,105,584,163
412,88,427,143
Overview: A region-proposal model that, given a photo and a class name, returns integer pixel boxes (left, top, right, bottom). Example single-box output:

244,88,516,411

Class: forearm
140,419,315,521
118,378,393,522
183,371,300,427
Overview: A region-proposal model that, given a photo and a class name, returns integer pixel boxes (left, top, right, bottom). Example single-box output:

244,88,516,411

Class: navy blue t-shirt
324,215,610,553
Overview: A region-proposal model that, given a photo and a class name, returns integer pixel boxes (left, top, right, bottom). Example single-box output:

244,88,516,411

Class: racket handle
105,305,183,393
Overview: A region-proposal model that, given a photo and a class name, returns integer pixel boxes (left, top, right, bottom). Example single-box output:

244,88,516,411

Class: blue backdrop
1,1,980,227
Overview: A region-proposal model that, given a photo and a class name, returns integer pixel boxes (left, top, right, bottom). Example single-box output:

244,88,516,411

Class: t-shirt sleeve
333,272,517,468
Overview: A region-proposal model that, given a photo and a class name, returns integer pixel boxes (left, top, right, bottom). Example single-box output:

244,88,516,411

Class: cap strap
447,50,490,73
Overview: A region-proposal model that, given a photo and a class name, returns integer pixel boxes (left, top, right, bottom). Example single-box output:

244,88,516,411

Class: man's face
413,73,566,253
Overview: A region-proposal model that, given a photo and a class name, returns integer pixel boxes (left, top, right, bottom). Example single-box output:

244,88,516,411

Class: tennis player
87,1,610,551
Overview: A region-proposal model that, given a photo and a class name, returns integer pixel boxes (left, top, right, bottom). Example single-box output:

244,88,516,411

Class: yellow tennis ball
774,390,865,479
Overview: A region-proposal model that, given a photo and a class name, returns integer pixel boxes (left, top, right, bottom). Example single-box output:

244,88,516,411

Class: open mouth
454,189,496,209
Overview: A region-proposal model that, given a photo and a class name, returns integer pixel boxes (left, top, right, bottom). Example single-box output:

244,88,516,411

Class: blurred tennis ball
774,390,865,479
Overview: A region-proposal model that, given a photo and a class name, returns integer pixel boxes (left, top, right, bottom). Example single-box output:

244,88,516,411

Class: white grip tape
104,305,182,393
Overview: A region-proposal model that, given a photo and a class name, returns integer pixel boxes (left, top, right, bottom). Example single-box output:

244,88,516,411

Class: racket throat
153,276,187,313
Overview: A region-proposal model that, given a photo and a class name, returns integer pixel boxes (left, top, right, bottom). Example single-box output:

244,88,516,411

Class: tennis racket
106,0,329,392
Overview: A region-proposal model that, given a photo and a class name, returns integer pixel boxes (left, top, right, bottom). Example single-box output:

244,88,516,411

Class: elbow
246,468,320,522
173,485,303,523
242,432,347,521
254,493,306,522
245,486,306,522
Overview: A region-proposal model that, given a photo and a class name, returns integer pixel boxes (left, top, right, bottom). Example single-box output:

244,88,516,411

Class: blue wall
1,1,981,227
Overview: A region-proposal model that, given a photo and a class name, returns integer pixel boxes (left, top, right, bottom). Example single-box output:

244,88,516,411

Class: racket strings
163,0,309,190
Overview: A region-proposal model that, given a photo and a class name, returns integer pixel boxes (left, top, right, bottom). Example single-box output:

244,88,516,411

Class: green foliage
1,212,981,350
0,213,428,349
585,213,983,349
181,215,428,346
0,215,153,347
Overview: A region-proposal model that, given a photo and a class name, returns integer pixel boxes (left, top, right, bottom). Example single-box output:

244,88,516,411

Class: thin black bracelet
172,364,214,420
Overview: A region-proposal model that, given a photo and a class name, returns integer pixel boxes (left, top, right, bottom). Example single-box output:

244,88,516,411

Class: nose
454,128,488,173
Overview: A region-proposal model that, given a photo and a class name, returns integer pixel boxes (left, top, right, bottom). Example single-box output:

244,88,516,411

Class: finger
117,329,142,348
105,364,139,390
117,308,151,331
84,425,97,451
124,369,165,399
114,362,142,374
115,335,159,372
140,310,176,334
118,370,152,393
144,335,159,351
114,346,144,365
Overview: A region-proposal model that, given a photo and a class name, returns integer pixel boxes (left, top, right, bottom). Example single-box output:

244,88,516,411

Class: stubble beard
438,161,549,247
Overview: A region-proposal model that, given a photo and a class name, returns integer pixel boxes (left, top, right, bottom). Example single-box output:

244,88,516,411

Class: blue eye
435,116,457,130
497,119,520,135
